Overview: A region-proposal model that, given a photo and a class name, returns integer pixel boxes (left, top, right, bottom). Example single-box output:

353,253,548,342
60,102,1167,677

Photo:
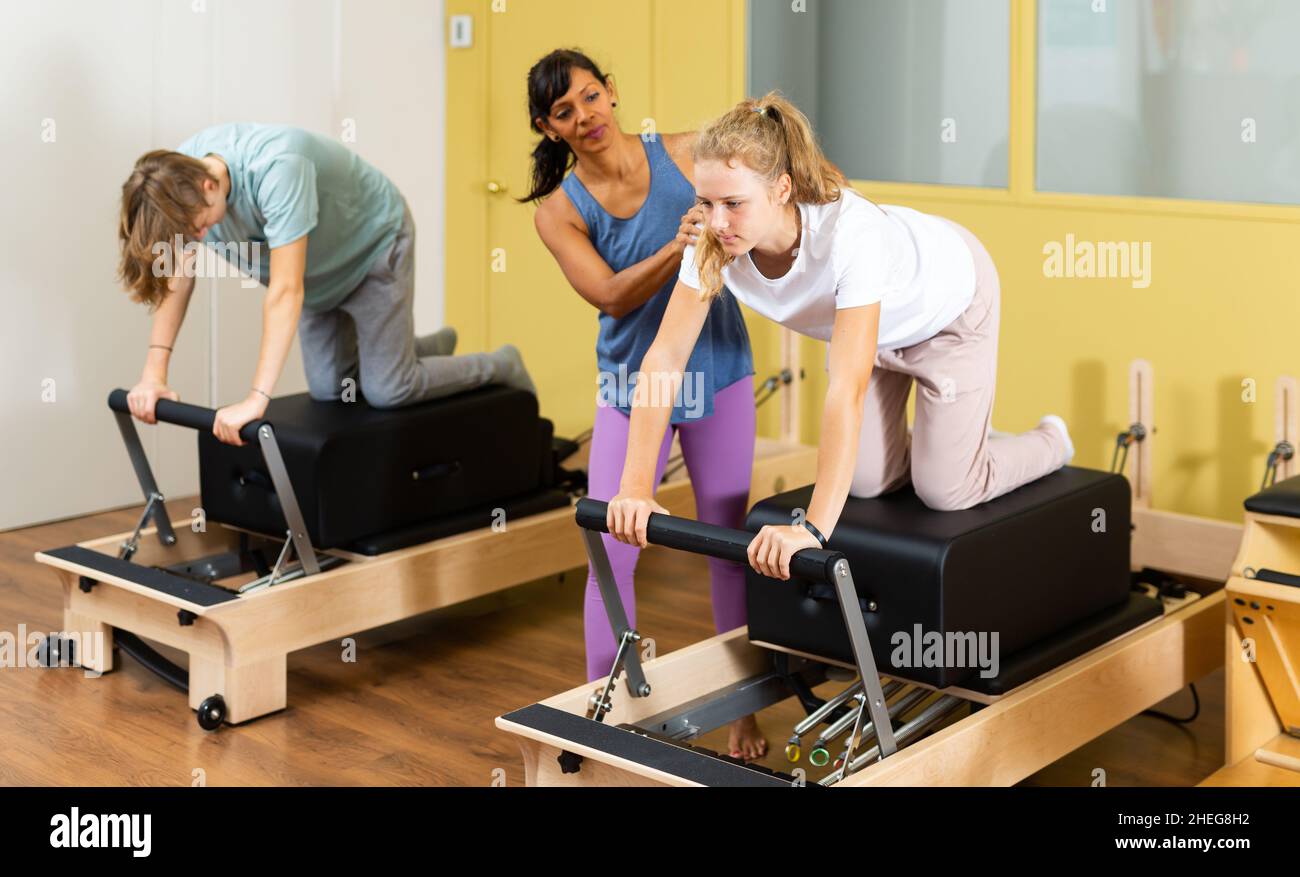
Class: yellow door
484,0,653,437
446,0,764,439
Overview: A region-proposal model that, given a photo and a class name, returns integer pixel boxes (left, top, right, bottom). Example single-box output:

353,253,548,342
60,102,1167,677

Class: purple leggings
584,375,756,682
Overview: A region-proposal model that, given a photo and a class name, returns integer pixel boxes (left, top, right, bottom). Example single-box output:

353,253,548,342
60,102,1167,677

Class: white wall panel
1,0,447,530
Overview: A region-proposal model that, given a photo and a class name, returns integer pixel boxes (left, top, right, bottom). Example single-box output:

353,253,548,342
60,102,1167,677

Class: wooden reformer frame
32,387,819,729
496,361,1297,787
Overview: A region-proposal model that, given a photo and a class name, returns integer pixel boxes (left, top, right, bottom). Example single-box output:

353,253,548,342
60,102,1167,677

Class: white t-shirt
679,190,977,350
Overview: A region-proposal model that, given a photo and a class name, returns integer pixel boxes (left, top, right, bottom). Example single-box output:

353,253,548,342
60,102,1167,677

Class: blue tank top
560,135,753,424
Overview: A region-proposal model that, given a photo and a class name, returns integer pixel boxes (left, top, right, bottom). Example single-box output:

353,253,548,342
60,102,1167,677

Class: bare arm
748,303,881,580
144,276,194,378
127,263,196,423
535,195,701,320
252,237,307,400
804,303,881,538
210,236,307,445
607,280,714,546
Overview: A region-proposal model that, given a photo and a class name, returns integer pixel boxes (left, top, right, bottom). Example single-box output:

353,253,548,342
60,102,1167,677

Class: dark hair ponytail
519,49,611,204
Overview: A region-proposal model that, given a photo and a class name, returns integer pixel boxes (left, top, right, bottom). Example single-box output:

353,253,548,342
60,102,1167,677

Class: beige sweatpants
844,220,1069,511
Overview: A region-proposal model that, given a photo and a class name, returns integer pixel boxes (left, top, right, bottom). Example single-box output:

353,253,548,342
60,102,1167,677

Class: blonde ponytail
693,91,847,300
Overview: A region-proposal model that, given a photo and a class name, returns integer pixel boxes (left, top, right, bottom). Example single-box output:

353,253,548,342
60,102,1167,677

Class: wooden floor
1,498,1225,787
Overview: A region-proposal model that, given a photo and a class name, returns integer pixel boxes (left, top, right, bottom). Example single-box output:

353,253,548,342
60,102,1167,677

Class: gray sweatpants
297,203,497,408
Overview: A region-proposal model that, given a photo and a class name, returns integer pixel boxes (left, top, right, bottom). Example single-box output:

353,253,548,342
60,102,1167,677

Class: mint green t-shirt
177,123,405,312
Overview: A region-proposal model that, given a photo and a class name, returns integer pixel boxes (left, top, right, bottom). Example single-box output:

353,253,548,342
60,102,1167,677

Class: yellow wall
448,0,1300,523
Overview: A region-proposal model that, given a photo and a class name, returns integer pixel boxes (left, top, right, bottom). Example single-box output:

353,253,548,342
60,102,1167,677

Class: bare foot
727,714,769,762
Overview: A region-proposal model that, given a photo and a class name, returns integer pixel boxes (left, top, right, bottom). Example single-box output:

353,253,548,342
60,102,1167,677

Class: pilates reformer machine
32,377,817,730
495,361,1296,786
1202,448,1300,786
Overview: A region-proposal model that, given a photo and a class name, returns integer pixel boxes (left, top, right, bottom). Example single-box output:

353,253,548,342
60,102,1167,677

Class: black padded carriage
198,386,576,555
1242,474,1300,589
1245,473,1300,518
745,466,1162,694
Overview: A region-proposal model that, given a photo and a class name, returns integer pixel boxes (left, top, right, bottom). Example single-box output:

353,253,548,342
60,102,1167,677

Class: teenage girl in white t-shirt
607,93,1075,582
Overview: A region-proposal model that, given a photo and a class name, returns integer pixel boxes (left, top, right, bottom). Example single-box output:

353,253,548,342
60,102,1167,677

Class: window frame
747,0,1300,221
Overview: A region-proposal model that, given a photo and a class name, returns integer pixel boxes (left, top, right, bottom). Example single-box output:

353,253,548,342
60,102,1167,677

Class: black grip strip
1255,568,1300,589
43,546,240,608
500,703,794,787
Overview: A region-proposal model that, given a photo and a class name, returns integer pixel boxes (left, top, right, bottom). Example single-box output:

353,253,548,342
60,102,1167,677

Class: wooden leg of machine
1203,500,1300,785
59,571,114,674
1224,610,1283,766
189,652,287,725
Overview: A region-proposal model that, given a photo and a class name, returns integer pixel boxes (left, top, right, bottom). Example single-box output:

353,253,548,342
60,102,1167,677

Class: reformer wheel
196,694,227,731
35,634,76,668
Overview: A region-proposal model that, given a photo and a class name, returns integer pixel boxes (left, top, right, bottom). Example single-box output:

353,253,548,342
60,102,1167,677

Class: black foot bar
574,497,899,766
100,389,323,700
106,389,319,574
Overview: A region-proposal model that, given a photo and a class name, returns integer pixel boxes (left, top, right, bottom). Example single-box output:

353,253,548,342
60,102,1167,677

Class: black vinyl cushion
1244,473,1300,518
346,489,571,556
744,466,1134,689
199,386,556,551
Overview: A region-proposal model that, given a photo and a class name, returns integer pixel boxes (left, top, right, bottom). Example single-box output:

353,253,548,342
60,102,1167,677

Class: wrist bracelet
802,519,829,547
252,388,272,401
150,344,173,352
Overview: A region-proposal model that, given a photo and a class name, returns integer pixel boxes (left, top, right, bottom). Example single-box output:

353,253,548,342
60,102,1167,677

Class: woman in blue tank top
524,49,766,761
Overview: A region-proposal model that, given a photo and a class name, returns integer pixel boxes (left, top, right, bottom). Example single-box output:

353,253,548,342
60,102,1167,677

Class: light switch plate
449,14,473,49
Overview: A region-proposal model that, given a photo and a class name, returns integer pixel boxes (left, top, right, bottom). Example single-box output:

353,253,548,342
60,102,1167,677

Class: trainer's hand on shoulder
606,492,670,548
127,379,179,425
672,205,705,253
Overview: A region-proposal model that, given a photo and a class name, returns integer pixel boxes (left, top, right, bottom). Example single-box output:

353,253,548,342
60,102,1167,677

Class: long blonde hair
693,91,847,300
